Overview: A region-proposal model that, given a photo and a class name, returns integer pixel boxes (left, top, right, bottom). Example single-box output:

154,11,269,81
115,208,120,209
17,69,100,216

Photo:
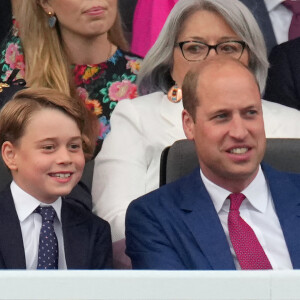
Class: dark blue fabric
126,164,300,270
34,206,58,270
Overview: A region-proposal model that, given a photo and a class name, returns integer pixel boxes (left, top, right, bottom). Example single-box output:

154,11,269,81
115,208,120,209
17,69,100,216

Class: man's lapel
61,200,90,269
0,186,26,269
263,164,300,268
178,169,235,270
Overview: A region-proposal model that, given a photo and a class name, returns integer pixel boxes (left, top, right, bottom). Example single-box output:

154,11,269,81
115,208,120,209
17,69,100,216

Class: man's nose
229,116,248,140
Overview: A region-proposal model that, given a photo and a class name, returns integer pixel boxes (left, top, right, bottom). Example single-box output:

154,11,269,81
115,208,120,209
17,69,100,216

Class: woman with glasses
92,0,300,244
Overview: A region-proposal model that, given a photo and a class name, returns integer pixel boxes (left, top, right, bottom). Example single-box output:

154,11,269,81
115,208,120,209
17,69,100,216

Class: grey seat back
160,138,300,186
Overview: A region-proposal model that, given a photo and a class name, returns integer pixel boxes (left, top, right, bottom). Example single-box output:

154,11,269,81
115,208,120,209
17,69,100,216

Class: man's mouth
229,147,249,154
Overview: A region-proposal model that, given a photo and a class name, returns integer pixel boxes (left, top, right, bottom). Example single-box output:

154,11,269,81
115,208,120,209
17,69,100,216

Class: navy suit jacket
0,187,113,269
126,164,300,270
264,37,300,110
239,0,277,54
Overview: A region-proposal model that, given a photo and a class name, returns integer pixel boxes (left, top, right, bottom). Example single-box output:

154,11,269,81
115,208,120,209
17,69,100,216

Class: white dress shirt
264,0,292,44
11,181,67,269
201,166,293,270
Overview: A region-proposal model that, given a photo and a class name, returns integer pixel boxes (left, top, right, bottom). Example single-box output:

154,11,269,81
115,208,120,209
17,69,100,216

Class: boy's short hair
0,87,97,160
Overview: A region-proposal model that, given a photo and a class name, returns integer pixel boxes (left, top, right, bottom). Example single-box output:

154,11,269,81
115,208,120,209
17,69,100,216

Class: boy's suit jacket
126,164,300,269
0,187,112,269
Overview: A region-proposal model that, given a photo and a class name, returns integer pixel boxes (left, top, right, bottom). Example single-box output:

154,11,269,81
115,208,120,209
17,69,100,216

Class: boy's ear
2,141,18,171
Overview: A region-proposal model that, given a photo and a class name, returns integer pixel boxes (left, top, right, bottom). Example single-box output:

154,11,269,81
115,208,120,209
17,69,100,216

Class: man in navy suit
125,57,300,270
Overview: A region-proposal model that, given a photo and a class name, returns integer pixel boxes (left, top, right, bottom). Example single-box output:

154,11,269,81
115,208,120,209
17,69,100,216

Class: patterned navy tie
34,206,59,269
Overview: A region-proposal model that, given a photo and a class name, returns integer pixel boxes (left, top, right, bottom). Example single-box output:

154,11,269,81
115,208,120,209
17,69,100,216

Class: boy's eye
42,145,55,151
69,143,82,150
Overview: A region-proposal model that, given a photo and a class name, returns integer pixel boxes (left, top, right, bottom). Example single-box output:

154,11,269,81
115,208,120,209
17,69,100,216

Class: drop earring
167,83,182,103
48,12,57,28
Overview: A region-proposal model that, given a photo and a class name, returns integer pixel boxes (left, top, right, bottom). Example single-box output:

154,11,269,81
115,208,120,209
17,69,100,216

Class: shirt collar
11,181,62,223
201,165,269,213
264,0,284,12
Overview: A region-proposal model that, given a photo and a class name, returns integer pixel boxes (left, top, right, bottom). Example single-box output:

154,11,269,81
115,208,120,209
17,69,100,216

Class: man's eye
247,110,258,116
215,113,227,119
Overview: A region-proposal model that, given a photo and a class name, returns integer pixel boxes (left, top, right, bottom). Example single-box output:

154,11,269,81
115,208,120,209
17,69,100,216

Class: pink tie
228,193,272,270
283,0,300,40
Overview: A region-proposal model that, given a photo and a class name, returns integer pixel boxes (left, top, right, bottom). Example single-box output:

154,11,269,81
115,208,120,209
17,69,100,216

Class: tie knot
228,193,246,211
283,0,300,14
34,206,56,222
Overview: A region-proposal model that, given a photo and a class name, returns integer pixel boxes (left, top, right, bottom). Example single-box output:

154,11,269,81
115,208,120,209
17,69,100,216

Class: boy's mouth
49,173,72,178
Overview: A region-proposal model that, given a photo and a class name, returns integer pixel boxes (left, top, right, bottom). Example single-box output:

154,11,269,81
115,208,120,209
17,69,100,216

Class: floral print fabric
73,49,142,140
0,33,142,144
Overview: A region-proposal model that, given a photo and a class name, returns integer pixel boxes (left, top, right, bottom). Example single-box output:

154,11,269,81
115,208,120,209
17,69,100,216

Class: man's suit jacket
239,0,277,54
126,164,300,269
0,187,112,269
264,37,300,110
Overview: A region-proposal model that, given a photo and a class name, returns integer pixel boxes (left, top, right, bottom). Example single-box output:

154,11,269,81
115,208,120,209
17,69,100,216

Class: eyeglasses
175,40,246,61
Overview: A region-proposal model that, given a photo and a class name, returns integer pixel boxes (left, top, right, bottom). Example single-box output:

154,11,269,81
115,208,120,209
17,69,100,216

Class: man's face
183,64,266,190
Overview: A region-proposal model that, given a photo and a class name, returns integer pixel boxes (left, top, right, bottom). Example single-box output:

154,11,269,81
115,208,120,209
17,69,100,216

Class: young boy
0,87,112,269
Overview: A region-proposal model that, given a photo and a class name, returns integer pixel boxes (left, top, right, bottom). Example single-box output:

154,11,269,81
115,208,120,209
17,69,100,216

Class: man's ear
2,141,18,171
38,0,54,15
182,109,195,140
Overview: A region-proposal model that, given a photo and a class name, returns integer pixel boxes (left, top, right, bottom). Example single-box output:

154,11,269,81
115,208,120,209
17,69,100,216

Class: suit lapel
263,164,300,268
0,186,26,269
178,169,235,270
62,200,90,269
239,0,276,53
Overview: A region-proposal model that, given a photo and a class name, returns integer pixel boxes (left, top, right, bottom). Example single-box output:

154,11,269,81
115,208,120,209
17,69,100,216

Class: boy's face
5,108,85,204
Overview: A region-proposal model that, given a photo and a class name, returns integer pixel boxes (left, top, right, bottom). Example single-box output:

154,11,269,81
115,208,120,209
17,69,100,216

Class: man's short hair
182,58,260,121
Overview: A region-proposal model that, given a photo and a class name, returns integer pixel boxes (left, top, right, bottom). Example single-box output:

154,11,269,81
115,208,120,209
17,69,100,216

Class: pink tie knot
283,0,300,14
229,193,246,211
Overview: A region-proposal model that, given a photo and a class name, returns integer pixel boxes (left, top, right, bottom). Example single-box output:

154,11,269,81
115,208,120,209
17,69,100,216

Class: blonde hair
0,88,98,160
15,1,128,97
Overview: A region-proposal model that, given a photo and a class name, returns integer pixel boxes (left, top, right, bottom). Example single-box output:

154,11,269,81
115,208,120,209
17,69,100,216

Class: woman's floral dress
0,32,142,151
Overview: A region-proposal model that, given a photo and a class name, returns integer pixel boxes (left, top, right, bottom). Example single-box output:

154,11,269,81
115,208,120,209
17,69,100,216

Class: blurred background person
0,0,13,45
92,0,300,243
0,0,142,153
264,37,300,110
131,0,178,57
241,0,300,54
130,0,300,57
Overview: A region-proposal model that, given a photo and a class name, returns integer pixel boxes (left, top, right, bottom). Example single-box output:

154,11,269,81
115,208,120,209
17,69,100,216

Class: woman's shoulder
118,91,166,109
